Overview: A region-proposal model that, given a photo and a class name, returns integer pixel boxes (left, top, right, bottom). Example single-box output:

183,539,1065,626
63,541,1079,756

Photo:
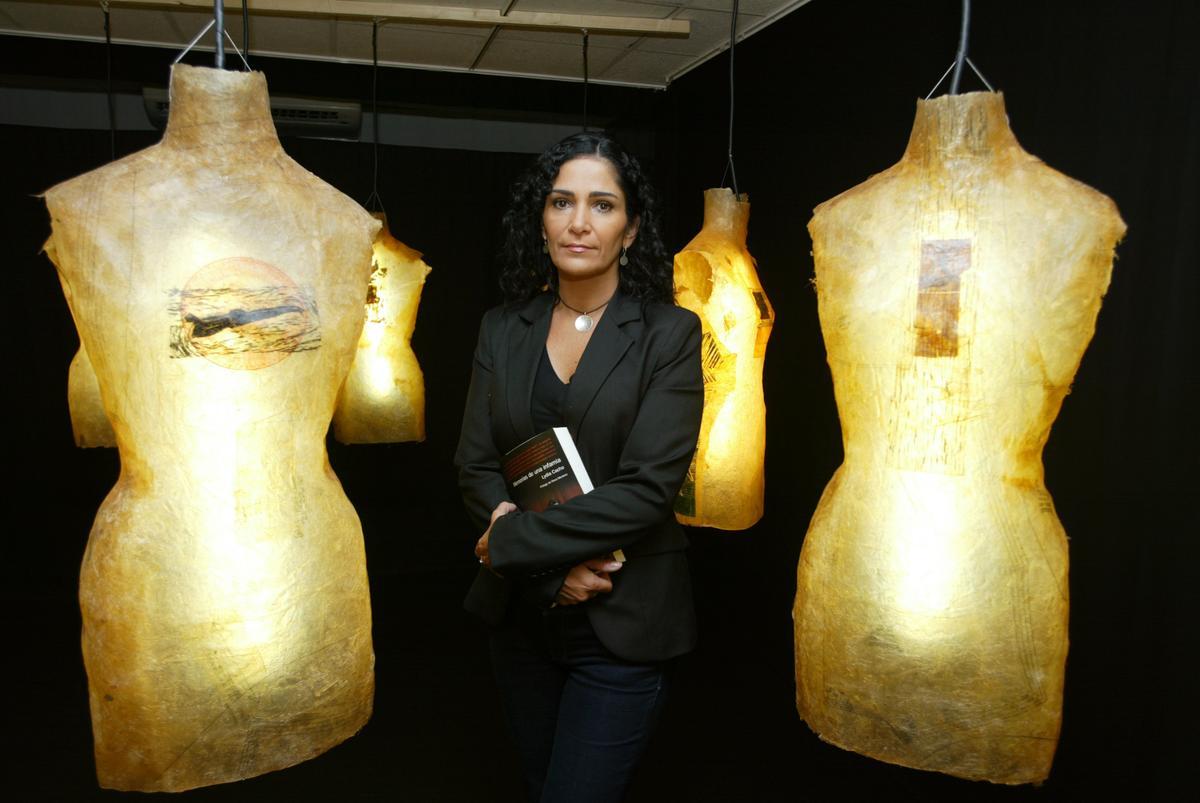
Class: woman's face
542,156,639,285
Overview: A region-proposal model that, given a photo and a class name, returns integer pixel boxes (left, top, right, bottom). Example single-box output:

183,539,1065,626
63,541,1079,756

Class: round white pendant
574,314,594,333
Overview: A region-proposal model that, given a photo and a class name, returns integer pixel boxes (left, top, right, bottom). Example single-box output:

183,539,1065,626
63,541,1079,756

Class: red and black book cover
501,427,593,513
500,428,626,563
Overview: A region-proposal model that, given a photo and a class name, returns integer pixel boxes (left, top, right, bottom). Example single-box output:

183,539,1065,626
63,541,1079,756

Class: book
501,427,625,563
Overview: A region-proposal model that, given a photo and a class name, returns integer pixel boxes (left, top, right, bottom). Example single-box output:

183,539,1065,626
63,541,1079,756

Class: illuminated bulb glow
886,471,966,619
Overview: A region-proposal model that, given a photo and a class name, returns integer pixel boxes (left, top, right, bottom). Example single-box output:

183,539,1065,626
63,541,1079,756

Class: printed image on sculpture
673,188,773,529
333,215,430,444
793,92,1124,783
42,64,380,792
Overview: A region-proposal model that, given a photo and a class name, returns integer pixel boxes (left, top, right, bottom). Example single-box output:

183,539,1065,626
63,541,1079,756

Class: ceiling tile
635,8,763,56
476,33,627,80
377,24,490,69
490,27,640,51
512,0,675,16
0,1,810,89
595,47,686,86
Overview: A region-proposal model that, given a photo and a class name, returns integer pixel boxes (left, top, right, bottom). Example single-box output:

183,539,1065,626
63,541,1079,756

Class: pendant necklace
558,292,614,333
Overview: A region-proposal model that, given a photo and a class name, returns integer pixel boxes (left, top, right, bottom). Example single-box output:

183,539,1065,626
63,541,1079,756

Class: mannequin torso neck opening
702,187,750,243
163,63,280,151
903,91,1021,170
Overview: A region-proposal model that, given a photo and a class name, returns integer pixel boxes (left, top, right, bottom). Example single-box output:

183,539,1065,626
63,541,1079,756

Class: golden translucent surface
45,233,117,448
333,216,430,443
42,65,379,792
67,345,116,447
673,189,774,530
793,93,1125,783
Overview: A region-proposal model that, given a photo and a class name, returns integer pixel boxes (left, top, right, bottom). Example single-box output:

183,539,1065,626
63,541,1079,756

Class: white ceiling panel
636,8,765,57
644,0,794,13
597,46,694,86
377,25,491,69
0,0,815,88
491,28,641,50
478,32,627,77
248,14,347,59
513,0,672,15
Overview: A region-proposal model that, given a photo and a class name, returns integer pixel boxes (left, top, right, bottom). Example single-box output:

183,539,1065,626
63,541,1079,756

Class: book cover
501,427,624,562
502,427,593,512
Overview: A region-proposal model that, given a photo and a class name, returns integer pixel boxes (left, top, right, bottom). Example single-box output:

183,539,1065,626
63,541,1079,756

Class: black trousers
489,604,671,803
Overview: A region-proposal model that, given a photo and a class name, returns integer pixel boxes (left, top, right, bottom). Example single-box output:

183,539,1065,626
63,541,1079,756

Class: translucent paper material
673,189,773,530
42,65,380,792
67,345,116,447
333,216,430,443
793,92,1125,784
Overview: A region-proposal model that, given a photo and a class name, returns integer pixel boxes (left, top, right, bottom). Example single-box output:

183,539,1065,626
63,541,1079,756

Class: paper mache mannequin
43,64,381,792
793,91,1124,783
673,188,773,530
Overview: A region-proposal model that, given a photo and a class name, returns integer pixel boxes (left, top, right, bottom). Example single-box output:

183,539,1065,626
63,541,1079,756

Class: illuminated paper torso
793,93,1124,783
333,219,430,443
43,65,380,792
674,189,773,529
65,344,115,447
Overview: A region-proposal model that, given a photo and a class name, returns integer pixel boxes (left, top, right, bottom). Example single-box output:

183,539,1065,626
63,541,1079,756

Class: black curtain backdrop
3,0,1195,800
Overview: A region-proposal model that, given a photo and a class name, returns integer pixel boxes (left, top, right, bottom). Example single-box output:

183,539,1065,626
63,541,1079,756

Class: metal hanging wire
925,56,994,98
214,0,224,68
581,29,590,131
101,1,115,160
222,28,252,70
172,16,250,69
925,0,994,98
171,1,249,69
948,0,970,94
364,19,384,214
241,0,250,64
173,18,214,63
719,0,740,195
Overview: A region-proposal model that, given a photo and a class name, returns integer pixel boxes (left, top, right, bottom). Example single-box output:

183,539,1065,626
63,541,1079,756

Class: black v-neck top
531,346,569,432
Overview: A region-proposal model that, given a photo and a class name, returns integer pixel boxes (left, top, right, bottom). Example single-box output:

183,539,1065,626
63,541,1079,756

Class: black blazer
455,290,703,662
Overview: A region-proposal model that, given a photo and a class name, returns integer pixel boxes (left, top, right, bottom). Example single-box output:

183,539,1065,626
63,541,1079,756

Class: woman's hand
476,501,517,568
554,556,624,606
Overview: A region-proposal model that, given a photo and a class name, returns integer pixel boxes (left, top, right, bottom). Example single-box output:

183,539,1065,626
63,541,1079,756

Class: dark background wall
3,0,1195,800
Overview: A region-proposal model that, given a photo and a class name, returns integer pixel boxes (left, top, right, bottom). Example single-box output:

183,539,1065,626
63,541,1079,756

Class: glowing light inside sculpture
333,215,430,444
792,92,1125,784
673,188,773,530
66,344,116,447
42,65,379,792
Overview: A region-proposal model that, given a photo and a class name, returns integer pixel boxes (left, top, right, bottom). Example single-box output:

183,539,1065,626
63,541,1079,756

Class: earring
542,240,549,254
619,246,629,267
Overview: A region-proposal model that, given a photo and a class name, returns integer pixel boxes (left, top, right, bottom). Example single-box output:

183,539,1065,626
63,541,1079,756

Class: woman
455,131,703,803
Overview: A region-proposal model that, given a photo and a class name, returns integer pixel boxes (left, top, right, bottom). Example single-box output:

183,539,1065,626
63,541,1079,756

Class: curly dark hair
498,131,674,304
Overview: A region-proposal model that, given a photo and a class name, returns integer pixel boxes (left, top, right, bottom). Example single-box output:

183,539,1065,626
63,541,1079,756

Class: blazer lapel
505,293,554,441
564,291,642,438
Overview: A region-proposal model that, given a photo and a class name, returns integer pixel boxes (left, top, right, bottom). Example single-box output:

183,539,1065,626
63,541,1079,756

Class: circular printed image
173,257,320,370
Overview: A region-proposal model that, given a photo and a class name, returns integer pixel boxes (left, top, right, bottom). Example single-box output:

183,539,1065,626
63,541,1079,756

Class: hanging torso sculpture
43,64,380,792
333,216,430,443
674,188,773,529
793,92,1124,783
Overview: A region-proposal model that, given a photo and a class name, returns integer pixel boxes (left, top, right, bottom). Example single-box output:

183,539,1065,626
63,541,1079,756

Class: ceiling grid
0,1,812,88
